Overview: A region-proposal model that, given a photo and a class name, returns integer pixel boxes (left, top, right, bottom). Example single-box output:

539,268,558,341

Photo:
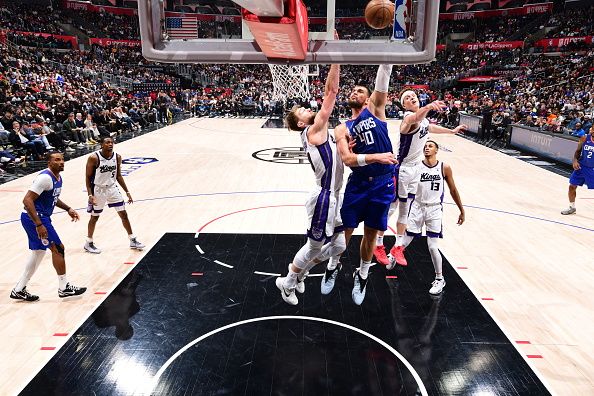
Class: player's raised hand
373,152,398,165
453,124,467,134
429,100,446,112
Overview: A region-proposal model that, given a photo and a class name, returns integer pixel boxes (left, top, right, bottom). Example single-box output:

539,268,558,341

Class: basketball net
267,64,310,103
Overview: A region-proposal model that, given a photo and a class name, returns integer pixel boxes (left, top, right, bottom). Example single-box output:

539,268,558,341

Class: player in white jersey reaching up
394,140,465,295
84,136,145,254
373,90,466,268
278,62,345,305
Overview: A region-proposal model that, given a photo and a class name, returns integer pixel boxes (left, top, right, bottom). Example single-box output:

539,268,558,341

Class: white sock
396,234,404,247
327,256,340,270
403,234,414,248
359,259,372,279
15,250,45,292
569,202,575,209
283,267,299,289
435,274,443,280
376,235,384,246
58,274,68,290
86,237,93,243
298,261,317,281
128,234,135,240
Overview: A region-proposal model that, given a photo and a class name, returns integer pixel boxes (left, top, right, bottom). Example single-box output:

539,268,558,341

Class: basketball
365,0,395,30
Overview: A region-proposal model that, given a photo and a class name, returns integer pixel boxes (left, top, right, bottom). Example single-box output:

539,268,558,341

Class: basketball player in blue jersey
10,152,87,301
279,61,394,305
374,90,466,268
397,140,465,295
561,125,594,215
328,64,399,305
84,136,145,254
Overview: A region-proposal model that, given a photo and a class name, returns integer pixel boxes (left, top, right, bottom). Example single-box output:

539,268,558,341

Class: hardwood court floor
19,233,548,395
0,117,593,395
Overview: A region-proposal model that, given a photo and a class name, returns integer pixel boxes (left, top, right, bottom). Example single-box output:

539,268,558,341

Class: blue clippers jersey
580,134,594,168
345,108,395,177
35,170,62,217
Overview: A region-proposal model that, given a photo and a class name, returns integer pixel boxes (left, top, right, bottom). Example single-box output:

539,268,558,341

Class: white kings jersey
301,127,344,191
417,161,445,205
398,111,430,165
92,151,118,188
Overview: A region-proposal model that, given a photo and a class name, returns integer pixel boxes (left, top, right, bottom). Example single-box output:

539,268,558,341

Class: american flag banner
165,17,198,39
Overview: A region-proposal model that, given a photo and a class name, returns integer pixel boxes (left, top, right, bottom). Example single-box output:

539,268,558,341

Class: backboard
137,0,439,65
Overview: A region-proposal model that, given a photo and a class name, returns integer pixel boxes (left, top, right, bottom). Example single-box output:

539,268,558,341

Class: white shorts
305,187,343,242
88,185,125,216
406,201,443,238
397,162,420,201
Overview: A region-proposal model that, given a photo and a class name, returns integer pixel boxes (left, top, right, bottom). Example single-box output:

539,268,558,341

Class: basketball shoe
388,245,408,268
429,278,446,295
58,283,87,298
84,241,102,254
275,277,298,305
129,238,145,250
351,269,368,305
10,287,39,302
321,264,341,295
373,245,390,265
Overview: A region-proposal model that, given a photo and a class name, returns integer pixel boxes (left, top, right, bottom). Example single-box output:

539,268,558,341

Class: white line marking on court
214,260,233,268
194,232,200,239
306,273,324,277
253,271,281,276
195,245,204,254
144,315,428,396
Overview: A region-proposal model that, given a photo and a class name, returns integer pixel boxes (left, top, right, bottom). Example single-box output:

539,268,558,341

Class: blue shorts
569,166,594,189
341,172,396,231
21,212,62,250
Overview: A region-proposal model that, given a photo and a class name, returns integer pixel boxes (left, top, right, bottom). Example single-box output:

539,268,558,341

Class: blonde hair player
391,140,465,295
84,136,145,254
374,90,466,268
277,59,347,305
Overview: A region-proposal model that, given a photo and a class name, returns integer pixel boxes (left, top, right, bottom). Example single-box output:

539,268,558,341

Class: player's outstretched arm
444,163,464,225
368,64,393,121
429,123,468,135
401,100,446,134
335,124,397,168
310,64,340,136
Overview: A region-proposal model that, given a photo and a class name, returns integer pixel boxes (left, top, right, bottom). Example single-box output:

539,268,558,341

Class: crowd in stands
0,4,65,35
0,1,593,173
0,42,186,168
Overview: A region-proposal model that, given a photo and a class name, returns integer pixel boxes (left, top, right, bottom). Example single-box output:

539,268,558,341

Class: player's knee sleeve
329,233,346,257
397,199,410,224
317,233,346,262
293,239,324,269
